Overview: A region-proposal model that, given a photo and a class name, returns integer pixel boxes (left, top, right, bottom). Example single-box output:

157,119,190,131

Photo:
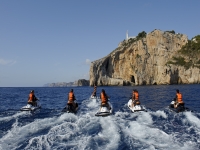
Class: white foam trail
86,99,99,108
184,112,200,128
0,113,78,150
21,98,120,150
95,117,121,150
24,121,80,150
151,110,168,119
0,111,26,122
127,122,194,149
115,110,198,149
79,98,100,117
136,112,153,125
115,111,133,119
22,115,120,150
1,99,199,150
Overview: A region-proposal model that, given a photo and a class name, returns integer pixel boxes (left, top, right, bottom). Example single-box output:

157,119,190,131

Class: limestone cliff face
90,29,200,86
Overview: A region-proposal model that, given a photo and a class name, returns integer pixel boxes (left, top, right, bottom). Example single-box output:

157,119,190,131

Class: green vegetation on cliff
121,31,147,47
111,31,147,54
128,31,147,44
167,35,200,69
165,30,175,34
167,56,193,69
136,31,147,39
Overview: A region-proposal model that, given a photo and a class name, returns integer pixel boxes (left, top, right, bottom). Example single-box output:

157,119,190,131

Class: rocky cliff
90,29,200,86
77,79,89,86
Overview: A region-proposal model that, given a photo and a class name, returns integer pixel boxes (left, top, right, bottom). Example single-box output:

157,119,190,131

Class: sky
0,0,200,87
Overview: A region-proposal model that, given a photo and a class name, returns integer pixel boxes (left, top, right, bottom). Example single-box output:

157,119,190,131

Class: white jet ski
95,101,112,117
127,99,146,112
20,101,41,111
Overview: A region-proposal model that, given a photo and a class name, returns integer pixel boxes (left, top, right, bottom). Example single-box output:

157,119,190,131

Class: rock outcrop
90,29,200,86
77,79,89,86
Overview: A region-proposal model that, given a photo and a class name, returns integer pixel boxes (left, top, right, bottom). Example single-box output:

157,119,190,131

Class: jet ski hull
20,103,41,111
95,102,112,117
127,99,146,112
62,103,78,113
169,101,190,113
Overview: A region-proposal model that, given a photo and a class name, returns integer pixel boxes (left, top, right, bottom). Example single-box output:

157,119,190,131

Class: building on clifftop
126,30,136,41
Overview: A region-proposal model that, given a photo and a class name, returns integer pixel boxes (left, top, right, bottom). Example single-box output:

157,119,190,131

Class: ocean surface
0,84,200,150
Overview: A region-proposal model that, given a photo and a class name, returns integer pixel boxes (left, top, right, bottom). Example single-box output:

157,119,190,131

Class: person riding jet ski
131,89,140,108
100,89,111,110
174,89,184,108
27,90,38,106
91,85,97,97
67,89,76,108
62,89,78,113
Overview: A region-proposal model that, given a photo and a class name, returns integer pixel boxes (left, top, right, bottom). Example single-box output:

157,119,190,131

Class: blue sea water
0,84,200,150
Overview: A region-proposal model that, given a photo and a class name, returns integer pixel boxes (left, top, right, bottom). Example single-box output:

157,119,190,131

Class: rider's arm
33,95,38,101
132,93,135,100
174,95,177,101
106,94,109,100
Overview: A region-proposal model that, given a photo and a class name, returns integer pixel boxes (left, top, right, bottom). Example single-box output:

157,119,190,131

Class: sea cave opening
131,75,135,83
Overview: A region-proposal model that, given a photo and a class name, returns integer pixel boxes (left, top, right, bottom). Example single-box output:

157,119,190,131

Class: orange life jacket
68,92,75,103
133,91,139,100
28,93,34,102
177,93,183,103
101,92,108,104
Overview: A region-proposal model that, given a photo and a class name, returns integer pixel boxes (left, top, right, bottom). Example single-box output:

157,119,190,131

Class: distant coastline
44,79,89,87
43,82,76,87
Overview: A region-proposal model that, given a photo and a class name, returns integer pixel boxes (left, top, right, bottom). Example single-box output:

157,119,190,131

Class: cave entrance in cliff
131,75,135,83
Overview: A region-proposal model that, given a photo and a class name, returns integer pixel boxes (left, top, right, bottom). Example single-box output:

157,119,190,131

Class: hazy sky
0,1,200,87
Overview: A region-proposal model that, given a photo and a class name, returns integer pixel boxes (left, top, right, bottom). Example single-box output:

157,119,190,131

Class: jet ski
169,100,190,113
95,101,112,117
127,99,146,112
90,95,97,99
62,102,79,113
90,95,100,102
20,101,41,111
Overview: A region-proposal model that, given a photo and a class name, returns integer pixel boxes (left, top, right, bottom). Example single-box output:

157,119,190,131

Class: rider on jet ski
132,89,140,108
67,89,76,108
100,89,111,110
28,90,38,106
174,89,184,108
91,85,97,97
